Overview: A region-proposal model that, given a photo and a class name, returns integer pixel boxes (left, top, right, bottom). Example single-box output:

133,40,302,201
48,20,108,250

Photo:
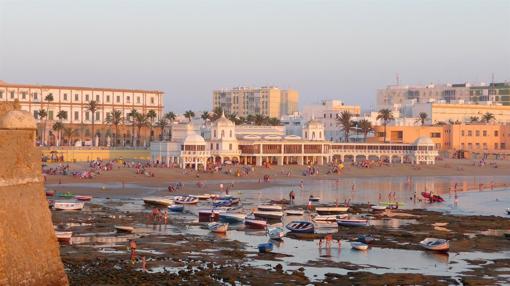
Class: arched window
312,132,316,139
216,143,219,150
221,130,225,138
305,131,308,139
319,132,322,139
210,143,213,150
229,130,233,138
229,143,232,150
214,130,217,138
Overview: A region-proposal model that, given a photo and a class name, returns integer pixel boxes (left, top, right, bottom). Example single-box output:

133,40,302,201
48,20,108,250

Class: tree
268,117,281,126
358,119,373,142
201,111,210,123
127,109,138,146
482,112,495,123
156,118,168,140
37,109,48,145
146,110,157,142
62,127,77,146
184,110,195,122
416,112,428,126
105,110,123,147
52,122,64,146
376,109,394,143
86,100,99,146
164,112,176,140
245,114,255,125
254,114,265,125
336,111,354,142
469,116,479,123
134,113,149,146
211,107,223,121
56,110,67,122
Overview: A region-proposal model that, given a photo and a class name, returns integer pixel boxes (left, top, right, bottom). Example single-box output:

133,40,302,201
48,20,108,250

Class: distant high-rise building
212,86,299,118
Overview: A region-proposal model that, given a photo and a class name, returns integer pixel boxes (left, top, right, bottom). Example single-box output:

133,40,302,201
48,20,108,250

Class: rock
0,110,36,129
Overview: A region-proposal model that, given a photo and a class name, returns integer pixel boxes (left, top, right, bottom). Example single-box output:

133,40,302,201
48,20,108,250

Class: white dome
413,136,434,145
183,133,205,145
214,112,235,126
304,118,323,128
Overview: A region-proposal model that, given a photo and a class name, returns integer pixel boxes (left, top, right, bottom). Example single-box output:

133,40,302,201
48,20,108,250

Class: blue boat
168,205,184,212
356,235,375,244
258,242,273,253
285,221,315,234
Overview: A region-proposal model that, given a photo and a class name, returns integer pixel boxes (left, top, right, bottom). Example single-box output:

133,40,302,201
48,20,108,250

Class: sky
1,0,509,112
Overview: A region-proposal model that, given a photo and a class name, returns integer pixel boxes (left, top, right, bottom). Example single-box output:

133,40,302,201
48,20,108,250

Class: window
96,95,100,101
0,91,3,99
468,143,472,149
431,132,441,138
330,114,332,118
137,97,141,104
483,143,487,149
216,143,219,150
323,113,326,118
229,130,233,138
150,97,154,104
75,94,79,101
468,130,472,136
48,111,54,120
74,111,79,120
210,143,213,150
461,130,465,136
21,92,26,100
127,96,131,102
63,93,68,101
494,130,499,137
116,96,120,103
214,130,217,138
95,112,100,121
305,132,308,139
33,111,39,119
10,91,15,99
85,94,89,101
483,130,487,136
106,95,110,102
475,143,480,149
221,130,225,138
85,112,90,121
495,143,499,149
461,143,465,149
229,143,232,150
501,143,506,149
475,130,480,136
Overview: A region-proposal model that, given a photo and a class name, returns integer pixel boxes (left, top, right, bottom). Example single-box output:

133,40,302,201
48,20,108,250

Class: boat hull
253,211,283,220
337,219,368,227
316,207,349,215
245,219,267,229
285,221,314,234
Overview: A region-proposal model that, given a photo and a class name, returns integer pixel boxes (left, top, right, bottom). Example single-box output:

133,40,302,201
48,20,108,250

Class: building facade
411,102,510,124
212,86,299,118
0,80,164,146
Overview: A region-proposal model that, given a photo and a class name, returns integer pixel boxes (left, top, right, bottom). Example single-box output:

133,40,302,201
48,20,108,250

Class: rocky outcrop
0,104,68,285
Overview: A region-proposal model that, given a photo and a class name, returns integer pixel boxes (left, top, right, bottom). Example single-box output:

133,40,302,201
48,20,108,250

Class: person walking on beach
163,210,168,225
289,190,295,204
142,256,147,272
129,240,137,263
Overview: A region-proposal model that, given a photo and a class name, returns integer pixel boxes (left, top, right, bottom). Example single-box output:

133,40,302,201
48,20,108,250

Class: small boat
213,197,240,207
244,218,268,229
53,201,85,211
351,242,369,251
191,194,211,200
337,218,369,227
371,205,387,212
75,195,93,201
257,205,283,212
285,209,304,216
45,190,55,197
143,197,174,206
421,192,444,203
258,242,273,253
115,226,134,233
380,201,405,206
174,196,199,205
208,222,228,233
55,231,73,243
198,209,225,222
356,234,375,244
285,221,315,234
312,214,348,222
267,227,285,240
168,205,185,212
57,192,74,199
270,199,290,205
419,238,449,252
219,212,246,223
253,211,284,220
315,207,349,215
308,196,320,202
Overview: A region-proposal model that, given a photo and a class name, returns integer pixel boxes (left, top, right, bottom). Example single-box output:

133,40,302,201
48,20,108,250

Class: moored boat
267,227,285,240
308,196,320,202
174,196,199,205
208,222,229,233
75,195,93,201
337,218,369,227
198,209,224,222
258,242,273,253
421,192,444,203
55,231,73,243
316,207,349,215
219,212,246,223
285,209,304,216
115,226,134,233
270,199,290,205
143,197,174,206
253,211,284,220
57,192,74,199
419,238,449,252
371,205,387,212
169,204,185,212
356,234,375,244
45,190,55,197
312,214,348,223
53,201,85,211
351,242,369,251
191,194,211,200
244,218,268,229
285,221,315,234
257,205,283,212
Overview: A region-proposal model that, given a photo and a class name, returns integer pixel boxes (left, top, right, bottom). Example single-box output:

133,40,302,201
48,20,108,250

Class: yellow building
413,103,510,124
212,86,299,118
369,125,446,150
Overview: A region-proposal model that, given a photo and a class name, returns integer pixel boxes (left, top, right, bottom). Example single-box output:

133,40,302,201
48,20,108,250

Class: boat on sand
419,238,449,252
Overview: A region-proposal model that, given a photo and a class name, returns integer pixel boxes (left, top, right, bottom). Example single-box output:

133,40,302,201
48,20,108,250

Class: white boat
114,226,134,233
174,196,199,205
337,218,369,227
258,205,283,212
53,201,85,211
371,205,387,211
315,207,349,215
312,214,348,222
267,227,285,240
286,209,304,216
419,238,449,252
55,231,73,242
208,222,229,233
219,212,246,223
351,242,369,250
143,197,174,206
191,194,211,200
253,211,284,220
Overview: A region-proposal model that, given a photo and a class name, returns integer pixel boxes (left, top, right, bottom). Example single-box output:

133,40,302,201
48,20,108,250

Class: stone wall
0,105,68,285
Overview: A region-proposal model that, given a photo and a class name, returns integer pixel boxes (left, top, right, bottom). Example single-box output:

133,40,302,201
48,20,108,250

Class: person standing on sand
163,210,168,225
142,256,147,272
129,240,137,263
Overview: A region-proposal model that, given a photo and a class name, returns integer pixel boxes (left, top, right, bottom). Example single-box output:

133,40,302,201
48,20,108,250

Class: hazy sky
1,0,509,112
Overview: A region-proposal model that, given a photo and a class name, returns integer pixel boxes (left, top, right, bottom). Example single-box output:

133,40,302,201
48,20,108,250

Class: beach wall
40,148,150,162
0,102,68,285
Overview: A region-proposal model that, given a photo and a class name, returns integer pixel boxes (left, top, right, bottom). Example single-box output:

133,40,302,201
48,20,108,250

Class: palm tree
416,112,428,126
227,112,238,124
38,109,48,145
62,127,78,146
201,111,210,124
52,122,64,146
56,110,67,122
211,107,223,121
164,112,176,140
105,110,123,147
134,113,149,146
156,118,168,140
469,116,479,123
358,119,372,142
268,117,281,126
481,112,495,123
376,109,394,143
146,110,157,142
86,100,99,146
254,114,265,125
184,110,195,122
127,109,138,146
336,111,353,142
246,114,255,125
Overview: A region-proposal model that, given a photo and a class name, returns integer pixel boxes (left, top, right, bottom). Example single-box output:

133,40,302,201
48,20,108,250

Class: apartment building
411,102,510,124
212,86,299,118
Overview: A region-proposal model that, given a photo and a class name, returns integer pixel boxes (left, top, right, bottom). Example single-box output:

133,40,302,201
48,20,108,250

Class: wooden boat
213,197,240,207
258,242,273,253
286,221,314,234
312,214,348,222
419,238,449,252
253,211,284,220
421,192,444,203
257,205,283,212
198,209,225,222
168,205,185,212
143,197,174,206
75,195,93,201
244,218,268,229
57,192,74,199
45,190,55,197
55,231,73,243
174,196,199,205
337,218,369,227
351,242,369,251
285,209,304,216
115,226,134,233
191,194,211,200
219,212,246,223
315,207,349,215
308,196,320,202
267,227,285,240
208,222,228,233
356,235,375,244
53,201,85,211
371,205,387,212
